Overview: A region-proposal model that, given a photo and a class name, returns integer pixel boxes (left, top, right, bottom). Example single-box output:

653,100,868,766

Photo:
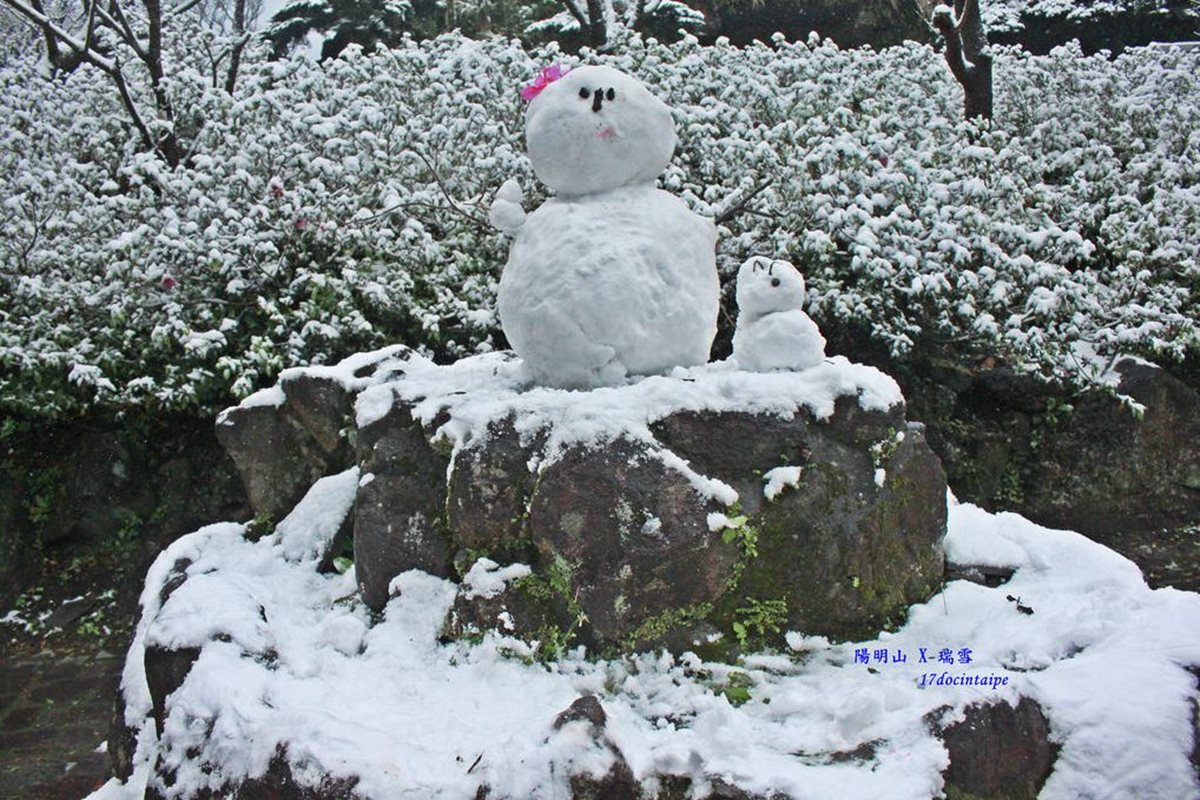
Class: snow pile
90,495,1200,800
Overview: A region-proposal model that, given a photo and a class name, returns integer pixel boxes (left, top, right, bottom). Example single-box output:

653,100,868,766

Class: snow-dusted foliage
983,0,1199,33
525,0,706,46
1,30,1197,416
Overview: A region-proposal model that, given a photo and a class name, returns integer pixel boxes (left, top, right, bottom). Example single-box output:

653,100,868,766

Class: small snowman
732,256,826,372
493,64,719,389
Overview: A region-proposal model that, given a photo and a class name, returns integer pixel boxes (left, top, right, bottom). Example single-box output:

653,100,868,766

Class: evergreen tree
265,0,416,59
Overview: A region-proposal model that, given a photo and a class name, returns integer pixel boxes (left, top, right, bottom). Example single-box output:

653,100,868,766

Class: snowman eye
606,88,615,101
579,88,591,99
771,277,781,287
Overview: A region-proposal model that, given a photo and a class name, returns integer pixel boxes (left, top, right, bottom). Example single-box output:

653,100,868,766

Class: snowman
732,256,826,372
492,64,719,389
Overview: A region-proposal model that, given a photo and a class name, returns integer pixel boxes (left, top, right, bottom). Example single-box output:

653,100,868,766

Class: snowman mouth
596,125,619,142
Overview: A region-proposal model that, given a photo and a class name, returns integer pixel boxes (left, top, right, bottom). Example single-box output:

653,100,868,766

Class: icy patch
94,497,1200,800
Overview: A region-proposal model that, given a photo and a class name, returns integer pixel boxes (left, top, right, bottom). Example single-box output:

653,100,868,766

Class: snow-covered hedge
1,29,1197,417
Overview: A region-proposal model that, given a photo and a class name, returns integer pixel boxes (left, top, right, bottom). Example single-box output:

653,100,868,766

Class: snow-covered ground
87,490,1200,799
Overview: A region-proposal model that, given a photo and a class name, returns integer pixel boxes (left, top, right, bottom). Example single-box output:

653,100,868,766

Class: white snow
273,467,359,564
277,344,411,392
498,65,720,389
238,384,286,410
461,558,534,600
763,466,803,501
88,494,1200,800
707,512,734,532
348,350,902,477
489,177,527,235
732,257,827,373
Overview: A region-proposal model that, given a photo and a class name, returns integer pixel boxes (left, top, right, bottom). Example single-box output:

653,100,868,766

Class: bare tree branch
560,0,587,28
714,178,774,226
0,0,116,70
81,0,99,54
932,6,968,86
167,0,204,16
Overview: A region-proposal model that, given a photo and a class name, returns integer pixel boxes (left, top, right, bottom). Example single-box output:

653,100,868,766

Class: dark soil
0,536,160,800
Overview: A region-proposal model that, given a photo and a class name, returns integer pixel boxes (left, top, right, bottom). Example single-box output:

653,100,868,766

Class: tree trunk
933,0,994,120
585,0,606,48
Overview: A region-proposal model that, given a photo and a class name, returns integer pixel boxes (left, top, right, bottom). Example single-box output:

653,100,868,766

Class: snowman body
496,65,719,389
732,257,826,372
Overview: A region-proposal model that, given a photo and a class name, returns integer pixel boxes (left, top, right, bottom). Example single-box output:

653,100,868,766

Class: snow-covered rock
97,493,1200,800
211,347,946,650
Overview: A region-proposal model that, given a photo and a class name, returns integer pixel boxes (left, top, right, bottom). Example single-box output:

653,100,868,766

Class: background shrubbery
0,29,1197,420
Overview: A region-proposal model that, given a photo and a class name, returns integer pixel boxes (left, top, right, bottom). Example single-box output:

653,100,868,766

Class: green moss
429,434,455,459
452,547,492,578
870,427,904,469
618,601,714,653
993,461,1026,505
510,553,587,661
244,510,276,541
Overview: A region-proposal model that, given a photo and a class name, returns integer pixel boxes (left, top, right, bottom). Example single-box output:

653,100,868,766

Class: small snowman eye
771,277,781,287
579,88,591,99
606,88,615,101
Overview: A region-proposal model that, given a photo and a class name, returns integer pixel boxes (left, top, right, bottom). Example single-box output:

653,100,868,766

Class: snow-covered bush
0,29,1197,418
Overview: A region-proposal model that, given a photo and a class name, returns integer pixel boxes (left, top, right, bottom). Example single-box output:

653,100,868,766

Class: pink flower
160,275,178,290
294,217,309,230
268,176,285,199
520,64,569,102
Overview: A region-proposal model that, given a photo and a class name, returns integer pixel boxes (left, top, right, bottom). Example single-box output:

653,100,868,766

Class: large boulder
353,395,455,609
926,357,1200,590
216,350,948,654
215,346,407,523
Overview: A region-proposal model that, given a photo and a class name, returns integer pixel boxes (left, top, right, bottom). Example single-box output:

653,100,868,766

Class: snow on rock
93,496,1200,800
277,344,411,394
461,558,533,600
273,467,359,564
762,466,804,500
357,350,903,465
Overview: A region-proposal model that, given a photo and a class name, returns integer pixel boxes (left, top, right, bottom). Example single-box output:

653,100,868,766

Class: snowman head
524,65,676,198
736,257,807,320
